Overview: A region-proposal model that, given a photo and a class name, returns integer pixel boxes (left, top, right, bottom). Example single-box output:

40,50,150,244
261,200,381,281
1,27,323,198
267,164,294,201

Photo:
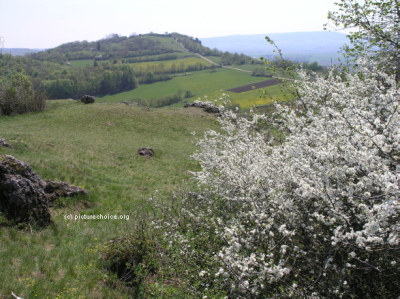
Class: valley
0,31,326,298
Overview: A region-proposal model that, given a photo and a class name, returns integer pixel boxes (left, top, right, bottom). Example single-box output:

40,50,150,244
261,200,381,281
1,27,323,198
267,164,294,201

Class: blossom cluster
144,57,400,297
183,60,400,297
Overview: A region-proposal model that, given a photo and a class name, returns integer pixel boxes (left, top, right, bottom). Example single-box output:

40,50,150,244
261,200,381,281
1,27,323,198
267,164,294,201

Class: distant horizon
203,30,348,38
1,30,349,50
1,0,342,49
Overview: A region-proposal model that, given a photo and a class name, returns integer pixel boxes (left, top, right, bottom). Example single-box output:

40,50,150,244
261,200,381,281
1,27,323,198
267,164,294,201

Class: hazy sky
0,0,340,49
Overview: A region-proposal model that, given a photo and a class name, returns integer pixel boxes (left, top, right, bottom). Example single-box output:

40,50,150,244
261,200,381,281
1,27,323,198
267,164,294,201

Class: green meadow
98,67,288,109
0,100,220,298
127,56,209,71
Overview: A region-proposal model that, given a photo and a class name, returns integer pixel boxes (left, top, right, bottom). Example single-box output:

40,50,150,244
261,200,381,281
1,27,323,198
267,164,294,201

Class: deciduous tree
326,0,400,81
0,73,46,115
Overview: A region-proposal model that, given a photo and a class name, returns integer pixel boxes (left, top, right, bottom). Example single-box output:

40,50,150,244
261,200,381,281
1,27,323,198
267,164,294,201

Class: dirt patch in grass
227,78,283,93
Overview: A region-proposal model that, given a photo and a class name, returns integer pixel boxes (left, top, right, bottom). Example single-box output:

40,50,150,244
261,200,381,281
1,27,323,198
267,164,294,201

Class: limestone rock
44,180,88,205
137,147,154,158
0,155,88,227
0,155,51,226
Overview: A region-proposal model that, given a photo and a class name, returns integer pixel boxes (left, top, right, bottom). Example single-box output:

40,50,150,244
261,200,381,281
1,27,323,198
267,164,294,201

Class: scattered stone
81,95,95,104
0,155,88,227
184,102,220,114
137,147,154,158
0,138,12,148
43,180,88,205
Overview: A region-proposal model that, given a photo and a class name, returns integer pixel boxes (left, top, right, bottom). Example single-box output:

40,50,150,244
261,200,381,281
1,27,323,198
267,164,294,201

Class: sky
0,0,341,49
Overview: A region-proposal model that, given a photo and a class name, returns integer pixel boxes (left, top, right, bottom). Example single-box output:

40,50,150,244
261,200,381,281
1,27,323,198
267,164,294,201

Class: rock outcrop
0,155,87,227
81,95,95,104
0,155,51,226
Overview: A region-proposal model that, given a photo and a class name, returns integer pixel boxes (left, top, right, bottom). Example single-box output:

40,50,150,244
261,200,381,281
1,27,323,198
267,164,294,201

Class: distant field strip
227,78,283,93
129,57,210,71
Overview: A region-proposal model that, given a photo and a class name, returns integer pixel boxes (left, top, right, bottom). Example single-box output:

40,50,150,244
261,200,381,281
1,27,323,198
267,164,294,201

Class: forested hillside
0,32,263,102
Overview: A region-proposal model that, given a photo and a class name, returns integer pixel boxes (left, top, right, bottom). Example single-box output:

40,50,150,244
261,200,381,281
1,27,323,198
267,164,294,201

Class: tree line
28,34,178,63
0,50,214,101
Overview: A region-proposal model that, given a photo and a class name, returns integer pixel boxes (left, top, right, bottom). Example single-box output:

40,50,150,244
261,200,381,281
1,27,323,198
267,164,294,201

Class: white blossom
187,58,400,296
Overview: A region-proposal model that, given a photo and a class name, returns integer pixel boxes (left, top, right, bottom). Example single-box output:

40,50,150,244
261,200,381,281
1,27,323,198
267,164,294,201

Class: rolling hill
2,32,294,109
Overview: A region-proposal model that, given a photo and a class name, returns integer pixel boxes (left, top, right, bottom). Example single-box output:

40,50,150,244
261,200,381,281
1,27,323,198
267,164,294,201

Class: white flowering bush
149,60,400,298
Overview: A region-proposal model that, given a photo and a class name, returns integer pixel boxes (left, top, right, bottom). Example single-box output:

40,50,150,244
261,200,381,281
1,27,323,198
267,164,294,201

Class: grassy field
204,56,222,65
0,100,220,298
127,56,210,72
141,35,185,52
227,82,295,109
98,68,286,108
66,53,292,110
68,59,94,68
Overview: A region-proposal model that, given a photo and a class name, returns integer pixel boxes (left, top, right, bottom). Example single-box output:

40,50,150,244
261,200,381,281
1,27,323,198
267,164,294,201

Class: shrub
0,73,46,115
101,231,158,288
150,59,400,297
251,67,272,77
